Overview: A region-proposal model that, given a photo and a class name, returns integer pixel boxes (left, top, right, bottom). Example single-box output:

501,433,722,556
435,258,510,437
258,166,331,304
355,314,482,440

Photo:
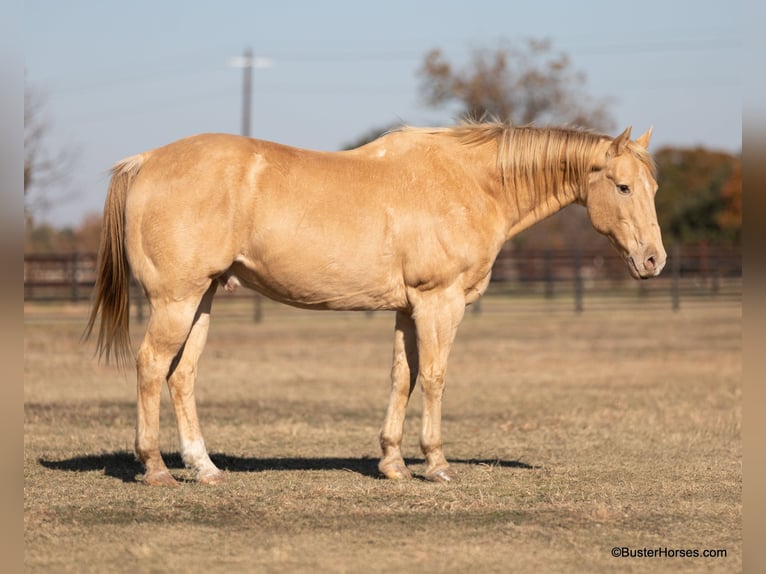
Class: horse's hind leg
379,310,418,479
135,288,209,486
166,282,223,484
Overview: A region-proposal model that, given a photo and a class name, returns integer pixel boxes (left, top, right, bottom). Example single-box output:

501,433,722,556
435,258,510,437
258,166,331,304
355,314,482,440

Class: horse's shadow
38,451,537,483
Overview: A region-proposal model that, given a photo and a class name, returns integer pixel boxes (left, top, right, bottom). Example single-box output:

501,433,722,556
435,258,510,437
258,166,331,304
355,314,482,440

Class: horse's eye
617,184,631,194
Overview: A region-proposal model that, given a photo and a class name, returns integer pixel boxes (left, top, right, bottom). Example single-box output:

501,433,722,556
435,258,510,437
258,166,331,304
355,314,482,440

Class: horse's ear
610,126,632,155
635,126,653,149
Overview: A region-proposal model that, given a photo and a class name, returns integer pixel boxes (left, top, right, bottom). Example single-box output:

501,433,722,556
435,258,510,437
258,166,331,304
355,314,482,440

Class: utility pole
241,48,253,138
229,48,272,139
229,48,273,322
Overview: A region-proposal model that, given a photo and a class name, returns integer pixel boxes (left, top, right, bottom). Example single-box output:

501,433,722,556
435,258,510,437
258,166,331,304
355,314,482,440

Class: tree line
24,40,740,254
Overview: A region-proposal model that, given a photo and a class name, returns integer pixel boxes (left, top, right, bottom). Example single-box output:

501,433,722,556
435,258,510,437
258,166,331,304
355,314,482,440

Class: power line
34,34,739,96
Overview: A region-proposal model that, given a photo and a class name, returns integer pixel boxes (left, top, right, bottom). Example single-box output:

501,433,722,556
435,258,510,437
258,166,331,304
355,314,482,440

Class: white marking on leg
180,437,219,476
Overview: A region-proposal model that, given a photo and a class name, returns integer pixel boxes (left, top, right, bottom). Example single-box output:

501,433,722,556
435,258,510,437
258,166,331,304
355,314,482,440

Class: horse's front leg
411,288,466,482
379,311,418,479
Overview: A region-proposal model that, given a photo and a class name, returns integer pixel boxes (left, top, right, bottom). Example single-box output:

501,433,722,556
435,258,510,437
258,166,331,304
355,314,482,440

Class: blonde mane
400,122,655,205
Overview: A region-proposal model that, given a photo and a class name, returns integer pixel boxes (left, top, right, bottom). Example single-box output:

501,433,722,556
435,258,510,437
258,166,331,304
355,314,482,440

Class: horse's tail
83,154,145,367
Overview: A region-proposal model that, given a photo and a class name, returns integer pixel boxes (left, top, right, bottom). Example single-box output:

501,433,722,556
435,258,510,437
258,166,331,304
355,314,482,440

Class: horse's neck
453,133,589,243
501,182,580,241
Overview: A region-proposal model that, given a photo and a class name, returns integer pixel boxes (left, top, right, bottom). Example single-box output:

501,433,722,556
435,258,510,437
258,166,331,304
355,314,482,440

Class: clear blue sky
25,0,741,228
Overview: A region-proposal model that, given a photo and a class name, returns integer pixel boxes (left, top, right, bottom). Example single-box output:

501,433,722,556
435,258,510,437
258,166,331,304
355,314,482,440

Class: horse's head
585,126,666,279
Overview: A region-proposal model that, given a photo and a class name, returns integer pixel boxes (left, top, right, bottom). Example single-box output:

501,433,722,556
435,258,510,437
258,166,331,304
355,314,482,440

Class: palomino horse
86,122,665,485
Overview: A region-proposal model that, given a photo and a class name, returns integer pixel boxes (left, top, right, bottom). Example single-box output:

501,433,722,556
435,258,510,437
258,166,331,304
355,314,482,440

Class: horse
85,122,665,486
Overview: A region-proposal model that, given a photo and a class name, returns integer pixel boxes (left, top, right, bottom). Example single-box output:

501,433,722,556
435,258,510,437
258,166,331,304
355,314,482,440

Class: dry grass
24,298,741,573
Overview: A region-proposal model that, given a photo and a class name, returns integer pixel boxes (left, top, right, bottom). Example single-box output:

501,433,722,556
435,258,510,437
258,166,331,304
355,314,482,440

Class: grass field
24,297,741,573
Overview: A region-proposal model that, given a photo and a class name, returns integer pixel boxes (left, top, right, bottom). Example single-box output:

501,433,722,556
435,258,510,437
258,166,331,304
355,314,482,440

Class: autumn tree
716,159,742,239
24,212,103,254
654,147,741,245
419,39,615,131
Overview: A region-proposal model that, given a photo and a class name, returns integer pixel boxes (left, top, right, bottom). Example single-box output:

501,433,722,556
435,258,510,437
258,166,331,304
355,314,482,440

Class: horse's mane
399,121,655,203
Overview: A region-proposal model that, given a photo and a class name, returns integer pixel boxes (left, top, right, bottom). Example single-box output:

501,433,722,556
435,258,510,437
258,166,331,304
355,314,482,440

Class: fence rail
24,245,741,318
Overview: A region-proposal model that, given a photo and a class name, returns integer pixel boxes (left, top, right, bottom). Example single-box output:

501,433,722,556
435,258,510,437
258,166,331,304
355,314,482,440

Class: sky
24,0,741,228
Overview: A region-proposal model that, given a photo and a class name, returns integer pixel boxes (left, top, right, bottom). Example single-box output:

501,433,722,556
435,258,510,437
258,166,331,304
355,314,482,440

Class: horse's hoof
425,467,456,483
142,470,179,487
198,470,225,485
379,463,413,480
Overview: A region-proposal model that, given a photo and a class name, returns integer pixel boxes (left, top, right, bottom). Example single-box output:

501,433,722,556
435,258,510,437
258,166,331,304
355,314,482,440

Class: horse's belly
226,256,407,311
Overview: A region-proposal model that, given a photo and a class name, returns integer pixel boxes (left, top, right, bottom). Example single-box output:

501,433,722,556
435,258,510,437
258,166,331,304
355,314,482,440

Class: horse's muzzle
628,246,667,279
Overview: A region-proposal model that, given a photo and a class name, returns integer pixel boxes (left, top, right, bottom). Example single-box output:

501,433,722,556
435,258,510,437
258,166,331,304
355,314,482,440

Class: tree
654,147,741,245
716,160,742,238
72,212,103,252
24,211,103,254
24,83,78,225
419,39,615,131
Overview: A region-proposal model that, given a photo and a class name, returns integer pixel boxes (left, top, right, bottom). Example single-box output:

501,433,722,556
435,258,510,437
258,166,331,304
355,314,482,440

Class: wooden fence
24,245,741,319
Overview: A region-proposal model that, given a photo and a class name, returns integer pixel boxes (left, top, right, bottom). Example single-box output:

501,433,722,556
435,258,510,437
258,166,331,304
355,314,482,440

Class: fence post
70,252,79,302
711,251,720,295
253,293,263,322
544,250,554,299
671,243,681,312
574,249,583,313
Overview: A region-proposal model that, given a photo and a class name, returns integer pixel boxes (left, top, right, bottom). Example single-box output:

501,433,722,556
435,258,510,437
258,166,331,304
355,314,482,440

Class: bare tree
24,84,77,222
419,39,614,131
